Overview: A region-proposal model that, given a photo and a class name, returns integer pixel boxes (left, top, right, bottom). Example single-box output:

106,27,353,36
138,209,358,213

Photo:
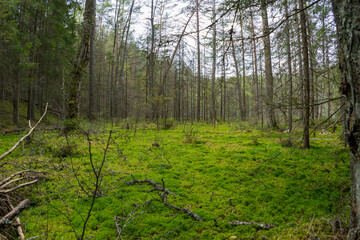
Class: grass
1,121,350,239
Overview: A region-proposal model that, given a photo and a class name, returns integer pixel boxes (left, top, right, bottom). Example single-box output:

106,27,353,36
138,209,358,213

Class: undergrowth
0,122,350,239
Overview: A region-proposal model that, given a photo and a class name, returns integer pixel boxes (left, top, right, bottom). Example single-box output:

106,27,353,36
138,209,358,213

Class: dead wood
6,196,25,240
0,199,31,227
0,103,48,161
164,202,202,221
228,220,276,229
126,178,178,196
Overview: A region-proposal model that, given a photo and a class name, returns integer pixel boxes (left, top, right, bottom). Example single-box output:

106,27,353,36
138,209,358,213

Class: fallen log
0,199,31,227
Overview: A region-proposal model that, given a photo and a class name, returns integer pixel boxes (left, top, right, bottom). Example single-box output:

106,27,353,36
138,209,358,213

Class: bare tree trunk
299,0,310,149
250,7,259,121
331,1,360,239
88,0,96,121
295,1,304,120
149,0,156,120
240,14,246,120
231,39,242,120
196,0,201,121
285,0,293,131
260,0,276,128
66,0,96,120
211,0,217,124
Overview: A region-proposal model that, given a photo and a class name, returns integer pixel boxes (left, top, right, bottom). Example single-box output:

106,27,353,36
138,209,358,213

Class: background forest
0,0,341,131
0,0,355,239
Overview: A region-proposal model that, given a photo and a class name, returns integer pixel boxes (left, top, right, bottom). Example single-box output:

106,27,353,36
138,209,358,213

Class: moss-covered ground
0,121,350,239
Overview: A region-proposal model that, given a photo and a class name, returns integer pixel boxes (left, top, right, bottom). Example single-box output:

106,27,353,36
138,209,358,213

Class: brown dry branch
228,220,276,230
0,103,48,239
6,196,25,240
125,176,202,221
163,202,202,221
126,177,178,196
115,199,153,240
0,199,31,227
0,103,48,161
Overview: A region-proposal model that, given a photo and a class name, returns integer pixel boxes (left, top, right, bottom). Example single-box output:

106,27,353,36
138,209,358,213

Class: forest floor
0,120,350,239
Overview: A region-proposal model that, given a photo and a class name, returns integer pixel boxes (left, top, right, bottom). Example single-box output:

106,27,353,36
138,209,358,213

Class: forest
0,0,359,239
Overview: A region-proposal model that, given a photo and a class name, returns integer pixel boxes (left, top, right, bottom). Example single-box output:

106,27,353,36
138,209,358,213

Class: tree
67,0,96,120
331,0,360,239
89,0,97,121
284,0,293,131
260,0,276,128
299,0,310,149
196,0,201,121
211,0,217,124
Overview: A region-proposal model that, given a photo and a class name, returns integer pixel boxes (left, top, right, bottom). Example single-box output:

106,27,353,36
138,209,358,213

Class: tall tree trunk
260,0,276,128
231,39,242,120
295,1,304,120
149,0,156,120
66,0,96,120
299,0,310,149
118,0,135,118
285,0,293,131
331,1,360,239
240,14,246,120
88,0,96,121
110,0,120,118
250,7,259,121
211,0,217,124
196,0,201,121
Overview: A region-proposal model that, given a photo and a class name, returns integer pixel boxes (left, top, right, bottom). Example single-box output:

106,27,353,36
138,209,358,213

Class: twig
228,220,276,230
310,103,344,136
80,129,113,240
115,199,153,240
0,179,39,194
0,103,48,161
126,178,178,196
163,202,202,221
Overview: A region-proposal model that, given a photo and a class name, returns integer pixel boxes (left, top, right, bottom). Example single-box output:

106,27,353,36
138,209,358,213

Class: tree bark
299,0,310,149
66,0,96,120
196,0,201,122
231,39,242,120
88,0,96,121
331,0,360,239
260,0,276,128
240,14,246,120
211,0,217,124
250,7,259,121
285,0,293,131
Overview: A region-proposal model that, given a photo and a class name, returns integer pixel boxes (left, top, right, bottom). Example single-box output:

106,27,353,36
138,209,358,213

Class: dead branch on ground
228,220,276,230
0,103,48,239
125,176,202,221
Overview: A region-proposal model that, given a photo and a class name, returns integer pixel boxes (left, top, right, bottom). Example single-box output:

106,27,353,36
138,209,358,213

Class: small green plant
250,136,260,146
183,129,200,144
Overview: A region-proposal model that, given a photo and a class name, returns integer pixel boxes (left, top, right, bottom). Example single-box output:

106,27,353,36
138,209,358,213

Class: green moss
1,122,349,239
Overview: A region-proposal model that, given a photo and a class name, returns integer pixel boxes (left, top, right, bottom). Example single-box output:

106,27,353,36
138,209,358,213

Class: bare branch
126,178,178,196
0,103,48,161
228,220,276,229
164,202,202,221
0,179,39,194
0,199,31,227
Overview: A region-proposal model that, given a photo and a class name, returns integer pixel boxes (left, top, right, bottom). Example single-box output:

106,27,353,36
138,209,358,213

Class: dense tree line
0,0,340,132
